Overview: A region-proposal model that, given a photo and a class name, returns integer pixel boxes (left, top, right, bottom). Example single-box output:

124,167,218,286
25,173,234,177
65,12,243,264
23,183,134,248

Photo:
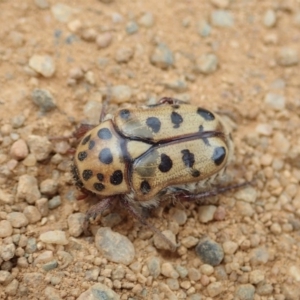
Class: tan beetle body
72,99,233,207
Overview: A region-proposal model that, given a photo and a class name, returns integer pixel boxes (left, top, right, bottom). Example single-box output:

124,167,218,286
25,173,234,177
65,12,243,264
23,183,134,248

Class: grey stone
194,53,219,74
31,89,56,112
195,238,224,266
235,284,255,300
126,21,139,34
77,283,120,300
95,227,135,265
211,10,234,27
48,196,62,210
27,135,53,161
150,43,174,69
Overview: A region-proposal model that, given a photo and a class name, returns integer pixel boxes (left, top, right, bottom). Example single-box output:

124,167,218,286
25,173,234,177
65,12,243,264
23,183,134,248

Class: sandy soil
1,0,300,299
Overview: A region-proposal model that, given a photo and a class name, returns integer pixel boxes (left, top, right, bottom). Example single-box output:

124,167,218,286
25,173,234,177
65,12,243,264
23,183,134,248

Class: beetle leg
83,197,114,235
120,197,178,251
176,181,252,202
158,97,187,106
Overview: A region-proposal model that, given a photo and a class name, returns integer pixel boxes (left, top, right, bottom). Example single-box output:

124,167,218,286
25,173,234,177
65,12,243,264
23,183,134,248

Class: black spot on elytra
82,169,93,181
140,180,151,194
71,164,83,189
146,117,161,133
197,108,215,121
212,146,226,166
99,148,113,164
81,134,91,145
97,173,104,181
158,153,173,173
191,169,200,177
88,140,95,150
97,128,112,140
181,149,195,168
94,182,105,191
110,170,123,185
119,109,131,120
171,111,183,128
78,151,87,161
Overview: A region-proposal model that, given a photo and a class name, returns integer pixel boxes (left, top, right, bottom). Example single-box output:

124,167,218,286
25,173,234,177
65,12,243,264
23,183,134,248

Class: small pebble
194,54,218,74
256,283,273,296
23,272,44,286
126,21,139,34
198,205,217,223
77,283,119,300
166,278,179,290
34,251,54,265
195,238,224,266
0,220,13,238
235,186,257,203
25,237,37,254
188,268,201,281
264,93,285,111
249,270,265,284
223,241,238,254
255,123,273,136
211,10,234,27
175,265,188,279
276,47,299,67
29,55,55,77
235,284,255,300
147,257,161,278
23,206,42,224
34,0,49,9
181,236,199,248
207,282,224,297
0,270,12,285
161,262,179,279
138,12,154,27
96,32,113,48
36,198,49,217
51,3,76,23
170,208,187,225
42,260,58,271
1,243,16,261
164,79,188,92
110,85,133,103
95,227,135,265
11,115,26,128
153,230,176,251
101,213,122,227
263,9,277,27
236,201,254,217
7,212,29,228
22,154,37,167
197,20,212,37
40,230,69,245
115,46,134,63
81,28,97,42
31,88,56,112
150,43,174,69
250,247,269,265
10,139,28,160
17,174,41,204
48,196,62,209
40,179,58,196
68,213,85,237
84,100,103,124
27,135,53,161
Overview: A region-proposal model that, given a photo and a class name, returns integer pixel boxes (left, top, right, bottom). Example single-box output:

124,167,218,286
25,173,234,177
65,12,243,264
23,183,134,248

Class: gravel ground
1,0,300,299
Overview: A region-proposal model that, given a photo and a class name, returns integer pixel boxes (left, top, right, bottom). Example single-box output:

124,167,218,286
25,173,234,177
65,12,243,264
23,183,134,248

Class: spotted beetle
71,97,245,250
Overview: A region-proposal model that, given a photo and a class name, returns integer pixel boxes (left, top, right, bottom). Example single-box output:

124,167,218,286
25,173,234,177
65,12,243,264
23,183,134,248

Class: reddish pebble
10,139,28,160
214,206,226,221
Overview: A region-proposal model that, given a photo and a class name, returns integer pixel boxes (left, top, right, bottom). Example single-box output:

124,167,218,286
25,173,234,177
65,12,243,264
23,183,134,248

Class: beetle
71,97,246,250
